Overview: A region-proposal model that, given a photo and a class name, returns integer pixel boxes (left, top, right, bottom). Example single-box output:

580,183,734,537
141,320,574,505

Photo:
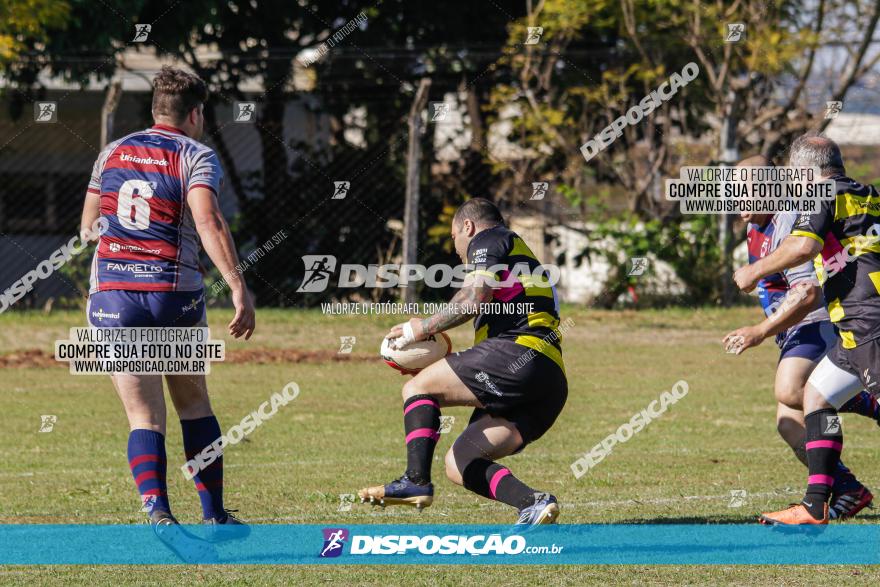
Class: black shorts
829,336,880,393
445,337,568,447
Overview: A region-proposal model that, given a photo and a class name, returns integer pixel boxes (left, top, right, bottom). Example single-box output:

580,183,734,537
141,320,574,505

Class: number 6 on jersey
116,179,154,230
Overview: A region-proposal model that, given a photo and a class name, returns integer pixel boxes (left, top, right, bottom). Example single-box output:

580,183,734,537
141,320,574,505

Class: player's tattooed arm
420,282,495,336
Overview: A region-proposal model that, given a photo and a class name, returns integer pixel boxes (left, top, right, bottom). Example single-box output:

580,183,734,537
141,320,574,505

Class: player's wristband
392,322,416,350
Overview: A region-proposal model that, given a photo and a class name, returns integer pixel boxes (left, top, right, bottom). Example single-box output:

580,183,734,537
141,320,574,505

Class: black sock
462,458,538,510
402,395,440,485
803,408,844,519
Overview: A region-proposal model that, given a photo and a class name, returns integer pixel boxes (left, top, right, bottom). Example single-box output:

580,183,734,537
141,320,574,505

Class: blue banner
1,524,879,565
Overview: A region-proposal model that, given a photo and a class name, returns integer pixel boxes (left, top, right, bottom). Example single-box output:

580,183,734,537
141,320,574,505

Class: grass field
2,305,880,584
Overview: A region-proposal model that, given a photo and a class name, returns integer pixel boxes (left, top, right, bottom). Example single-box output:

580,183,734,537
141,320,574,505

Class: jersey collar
151,124,188,137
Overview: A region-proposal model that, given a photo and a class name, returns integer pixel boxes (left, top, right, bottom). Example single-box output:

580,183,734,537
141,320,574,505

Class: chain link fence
0,64,526,311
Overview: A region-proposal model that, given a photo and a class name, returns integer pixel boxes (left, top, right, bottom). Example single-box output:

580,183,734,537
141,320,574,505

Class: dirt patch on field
0,348,376,369
0,350,56,369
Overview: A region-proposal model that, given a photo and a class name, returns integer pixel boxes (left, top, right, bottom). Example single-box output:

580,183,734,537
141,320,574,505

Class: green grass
2,306,880,584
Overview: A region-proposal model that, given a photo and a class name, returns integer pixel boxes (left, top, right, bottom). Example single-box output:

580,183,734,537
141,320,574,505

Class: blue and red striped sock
839,391,880,422
127,429,170,514
180,416,225,520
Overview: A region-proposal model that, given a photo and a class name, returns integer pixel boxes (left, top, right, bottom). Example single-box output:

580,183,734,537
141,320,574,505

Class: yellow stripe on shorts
514,334,565,374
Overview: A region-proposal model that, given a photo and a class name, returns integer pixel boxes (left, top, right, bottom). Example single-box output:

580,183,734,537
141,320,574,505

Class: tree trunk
718,92,739,306
402,78,432,303
100,77,123,147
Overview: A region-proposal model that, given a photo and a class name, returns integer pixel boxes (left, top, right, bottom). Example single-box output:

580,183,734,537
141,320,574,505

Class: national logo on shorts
475,371,502,396
824,415,841,435
319,528,349,557
91,307,121,322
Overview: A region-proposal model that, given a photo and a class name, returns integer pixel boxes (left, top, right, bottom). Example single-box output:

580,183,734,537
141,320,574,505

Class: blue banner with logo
1,524,879,565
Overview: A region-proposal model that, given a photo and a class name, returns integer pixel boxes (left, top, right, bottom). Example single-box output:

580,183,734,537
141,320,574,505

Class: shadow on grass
612,515,764,525
614,512,880,524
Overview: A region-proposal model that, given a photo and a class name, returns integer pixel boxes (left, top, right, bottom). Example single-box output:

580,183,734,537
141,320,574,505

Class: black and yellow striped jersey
466,225,564,372
791,175,880,348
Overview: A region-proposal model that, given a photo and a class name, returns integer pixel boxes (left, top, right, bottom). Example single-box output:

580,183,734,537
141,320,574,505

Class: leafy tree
0,0,70,67
2,0,518,304
487,0,880,305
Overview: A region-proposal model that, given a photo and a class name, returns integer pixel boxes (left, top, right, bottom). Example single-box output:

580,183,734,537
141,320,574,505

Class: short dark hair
151,66,208,124
453,197,504,227
788,134,846,176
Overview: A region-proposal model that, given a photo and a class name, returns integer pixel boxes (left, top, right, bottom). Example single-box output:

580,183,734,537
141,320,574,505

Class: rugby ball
380,332,452,375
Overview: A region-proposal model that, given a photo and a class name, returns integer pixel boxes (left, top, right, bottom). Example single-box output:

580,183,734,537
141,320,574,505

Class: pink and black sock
128,429,170,514
181,416,225,520
403,395,440,485
839,391,880,422
803,408,844,519
462,459,538,510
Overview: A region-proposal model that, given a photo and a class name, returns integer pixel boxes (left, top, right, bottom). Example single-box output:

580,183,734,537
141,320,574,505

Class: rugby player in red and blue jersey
725,156,876,522
735,135,880,524
79,67,254,544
